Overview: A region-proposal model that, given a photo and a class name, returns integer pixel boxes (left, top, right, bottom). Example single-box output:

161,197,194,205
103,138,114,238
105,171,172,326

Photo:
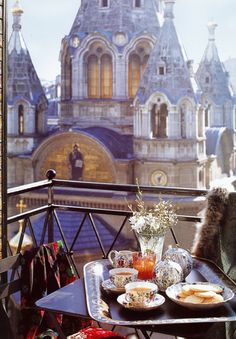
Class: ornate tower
196,22,234,129
7,0,48,186
59,0,163,133
196,22,236,179
133,0,207,188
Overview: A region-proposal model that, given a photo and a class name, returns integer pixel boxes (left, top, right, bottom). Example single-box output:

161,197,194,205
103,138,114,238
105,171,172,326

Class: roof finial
12,0,23,15
12,0,23,31
164,0,176,19
207,21,217,42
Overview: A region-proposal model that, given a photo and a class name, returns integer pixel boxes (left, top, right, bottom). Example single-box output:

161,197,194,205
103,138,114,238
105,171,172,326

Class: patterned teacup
108,250,134,268
109,267,138,288
125,281,158,306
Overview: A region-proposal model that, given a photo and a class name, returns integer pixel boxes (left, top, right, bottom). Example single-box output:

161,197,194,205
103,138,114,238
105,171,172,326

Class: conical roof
7,0,46,105
70,0,161,41
136,0,197,104
196,22,233,105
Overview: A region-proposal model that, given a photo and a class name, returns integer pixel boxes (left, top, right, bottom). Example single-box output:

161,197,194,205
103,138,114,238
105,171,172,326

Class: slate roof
136,0,197,105
74,126,134,159
7,2,46,106
69,0,160,48
71,0,161,34
32,210,130,253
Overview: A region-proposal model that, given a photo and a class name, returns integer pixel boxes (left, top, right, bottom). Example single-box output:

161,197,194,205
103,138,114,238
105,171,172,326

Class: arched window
159,104,168,137
63,54,72,100
199,169,203,183
18,104,24,135
129,54,141,98
87,53,112,98
151,104,158,138
101,54,112,98
198,108,204,137
205,105,210,127
180,107,186,138
129,53,149,98
151,103,168,138
135,0,141,7
88,55,99,98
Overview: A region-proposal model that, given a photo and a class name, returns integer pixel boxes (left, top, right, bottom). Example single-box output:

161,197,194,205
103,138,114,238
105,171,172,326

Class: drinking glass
132,252,156,280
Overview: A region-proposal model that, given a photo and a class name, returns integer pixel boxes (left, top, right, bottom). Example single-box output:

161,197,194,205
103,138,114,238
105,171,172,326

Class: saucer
101,279,125,294
117,293,165,311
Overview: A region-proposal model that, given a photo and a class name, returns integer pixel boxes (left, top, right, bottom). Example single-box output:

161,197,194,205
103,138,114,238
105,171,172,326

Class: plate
117,293,165,311
166,282,234,310
101,279,125,294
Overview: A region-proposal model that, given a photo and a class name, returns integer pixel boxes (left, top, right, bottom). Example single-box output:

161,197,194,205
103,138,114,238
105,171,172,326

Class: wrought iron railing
5,169,208,279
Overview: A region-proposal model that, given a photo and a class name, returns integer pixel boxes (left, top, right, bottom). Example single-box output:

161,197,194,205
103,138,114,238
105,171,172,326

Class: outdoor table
36,257,236,339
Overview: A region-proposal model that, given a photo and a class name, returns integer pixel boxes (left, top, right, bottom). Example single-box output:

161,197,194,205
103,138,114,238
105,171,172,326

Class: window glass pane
18,104,24,134
129,54,141,98
88,55,99,98
101,54,112,98
102,0,108,7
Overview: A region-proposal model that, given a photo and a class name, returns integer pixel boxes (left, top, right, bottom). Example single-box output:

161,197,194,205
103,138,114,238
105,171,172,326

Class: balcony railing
5,169,208,280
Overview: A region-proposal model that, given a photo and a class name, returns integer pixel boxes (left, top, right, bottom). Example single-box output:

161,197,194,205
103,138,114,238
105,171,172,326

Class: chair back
0,253,22,339
220,192,236,280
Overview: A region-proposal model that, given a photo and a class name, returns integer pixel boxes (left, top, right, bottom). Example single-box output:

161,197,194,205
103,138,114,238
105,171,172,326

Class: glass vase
136,232,165,263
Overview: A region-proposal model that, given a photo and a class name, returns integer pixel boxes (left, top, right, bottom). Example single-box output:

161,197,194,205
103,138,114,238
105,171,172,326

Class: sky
7,0,236,82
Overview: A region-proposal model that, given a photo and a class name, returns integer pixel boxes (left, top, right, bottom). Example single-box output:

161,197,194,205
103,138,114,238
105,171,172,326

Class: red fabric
70,327,126,338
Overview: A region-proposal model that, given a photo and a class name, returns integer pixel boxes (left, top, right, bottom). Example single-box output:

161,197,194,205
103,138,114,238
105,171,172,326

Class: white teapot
108,250,133,268
162,247,193,278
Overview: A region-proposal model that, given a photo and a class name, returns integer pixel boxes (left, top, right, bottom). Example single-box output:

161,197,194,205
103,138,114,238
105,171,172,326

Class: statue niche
151,103,168,138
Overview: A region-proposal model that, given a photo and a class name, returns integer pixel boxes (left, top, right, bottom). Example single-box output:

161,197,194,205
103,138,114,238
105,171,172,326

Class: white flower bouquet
128,185,178,237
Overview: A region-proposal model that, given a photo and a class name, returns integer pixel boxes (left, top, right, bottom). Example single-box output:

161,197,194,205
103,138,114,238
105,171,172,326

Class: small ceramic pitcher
108,250,133,268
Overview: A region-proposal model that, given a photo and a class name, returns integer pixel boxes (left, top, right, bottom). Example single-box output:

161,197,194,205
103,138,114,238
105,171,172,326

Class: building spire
136,0,196,105
196,21,233,106
164,0,175,19
207,21,217,42
12,0,24,32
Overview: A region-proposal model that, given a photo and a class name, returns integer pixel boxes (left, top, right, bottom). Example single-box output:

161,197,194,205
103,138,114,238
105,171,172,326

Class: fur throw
191,187,229,264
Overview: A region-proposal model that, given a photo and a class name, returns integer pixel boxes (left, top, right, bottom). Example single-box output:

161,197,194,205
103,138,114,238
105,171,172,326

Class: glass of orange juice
132,252,156,280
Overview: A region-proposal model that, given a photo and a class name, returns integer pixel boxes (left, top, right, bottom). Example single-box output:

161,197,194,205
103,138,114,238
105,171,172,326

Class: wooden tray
83,257,236,327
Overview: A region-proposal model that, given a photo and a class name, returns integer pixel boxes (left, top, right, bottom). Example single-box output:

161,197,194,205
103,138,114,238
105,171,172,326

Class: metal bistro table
36,257,236,339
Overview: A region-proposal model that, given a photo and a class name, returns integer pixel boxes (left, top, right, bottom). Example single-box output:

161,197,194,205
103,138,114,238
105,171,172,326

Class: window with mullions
87,54,112,98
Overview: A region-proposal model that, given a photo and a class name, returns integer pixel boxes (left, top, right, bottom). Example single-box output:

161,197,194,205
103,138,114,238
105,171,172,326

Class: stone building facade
7,0,236,190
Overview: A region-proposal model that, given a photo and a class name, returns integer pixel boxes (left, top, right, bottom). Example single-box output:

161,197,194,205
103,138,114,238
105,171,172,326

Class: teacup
125,281,158,306
109,267,138,288
108,250,134,268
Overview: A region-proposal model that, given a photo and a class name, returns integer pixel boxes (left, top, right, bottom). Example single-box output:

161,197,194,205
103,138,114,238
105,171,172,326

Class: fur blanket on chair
191,187,236,339
191,187,229,267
